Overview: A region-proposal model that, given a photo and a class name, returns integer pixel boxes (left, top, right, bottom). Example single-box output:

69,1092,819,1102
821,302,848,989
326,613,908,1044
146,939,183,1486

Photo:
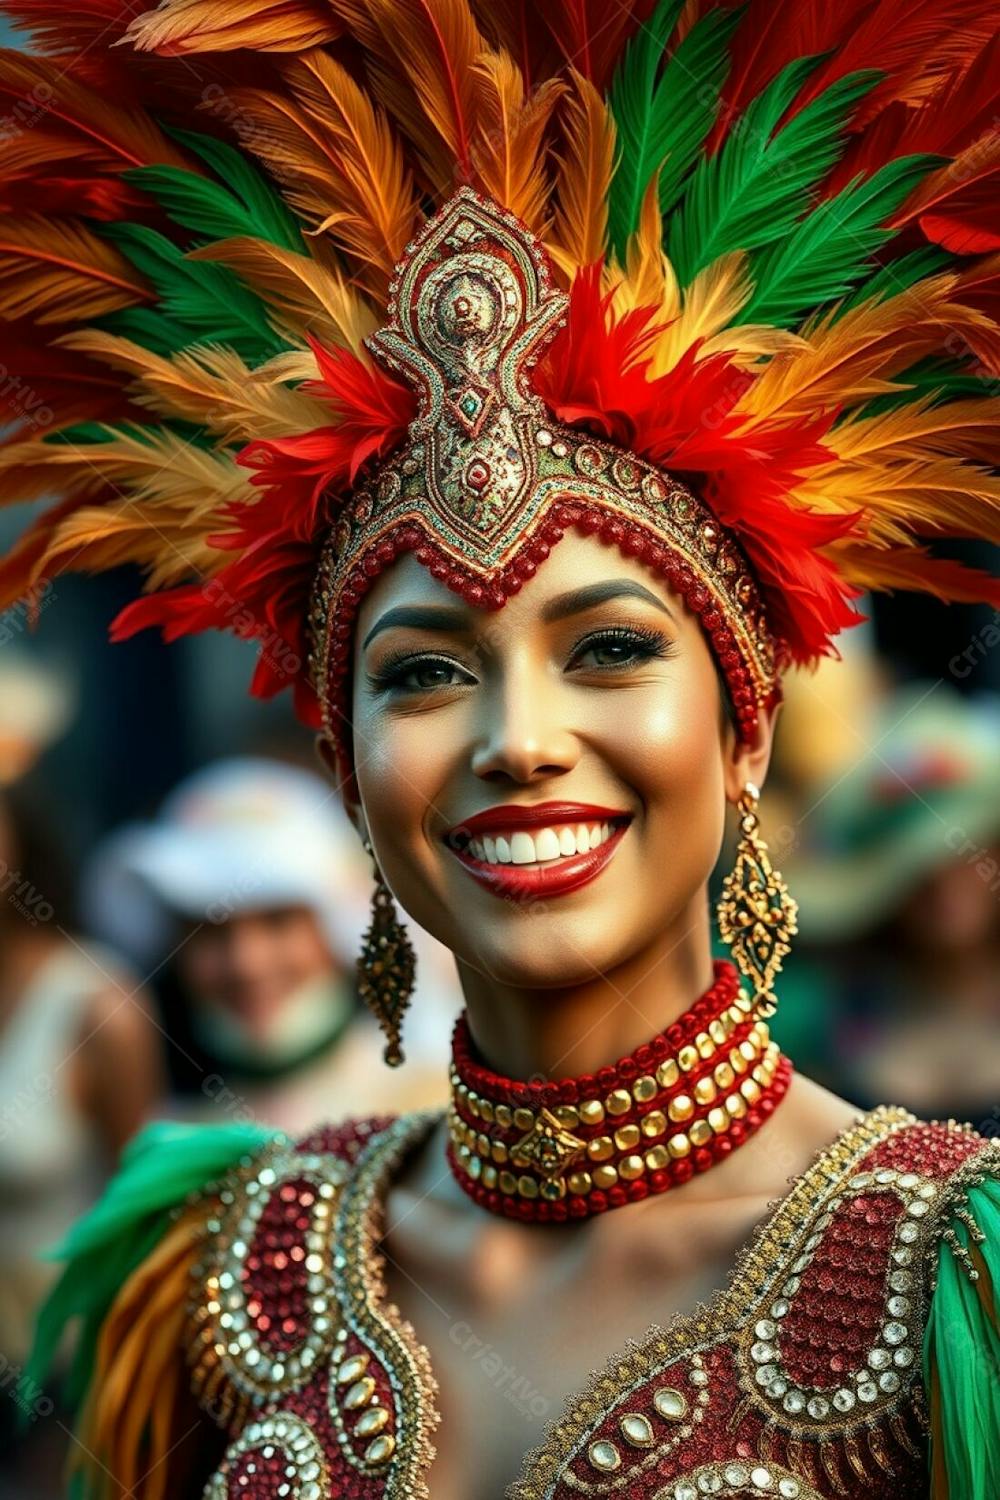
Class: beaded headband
311,189,779,767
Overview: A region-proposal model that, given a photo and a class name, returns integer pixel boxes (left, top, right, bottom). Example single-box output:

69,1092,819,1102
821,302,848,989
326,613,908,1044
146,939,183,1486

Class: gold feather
739,274,999,425
829,394,1000,468
0,426,254,594
698,324,808,366
187,236,379,350
470,53,565,236
546,68,616,282
646,250,752,376
55,332,332,443
610,174,679,321
126,0,342,54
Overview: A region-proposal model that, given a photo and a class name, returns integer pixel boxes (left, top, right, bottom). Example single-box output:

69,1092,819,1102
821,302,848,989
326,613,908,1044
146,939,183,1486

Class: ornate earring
357,839,415,1067
715,781,798,1020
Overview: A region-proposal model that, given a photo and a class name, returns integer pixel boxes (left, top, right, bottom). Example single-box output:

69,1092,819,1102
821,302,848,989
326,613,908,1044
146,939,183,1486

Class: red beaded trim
452,958,739,1109
317,504,783,780
447,1054,794,1223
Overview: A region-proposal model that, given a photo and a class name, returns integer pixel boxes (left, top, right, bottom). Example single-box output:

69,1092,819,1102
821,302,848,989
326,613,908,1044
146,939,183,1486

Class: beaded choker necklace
446,959,793,1223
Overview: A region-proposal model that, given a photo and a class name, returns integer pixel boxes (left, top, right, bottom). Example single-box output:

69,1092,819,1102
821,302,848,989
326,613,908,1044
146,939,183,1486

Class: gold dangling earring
715,781,798,1020
357,839,415,1067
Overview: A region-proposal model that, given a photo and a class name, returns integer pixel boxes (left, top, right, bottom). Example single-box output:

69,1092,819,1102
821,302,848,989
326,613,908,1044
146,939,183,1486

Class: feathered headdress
1,0,999,770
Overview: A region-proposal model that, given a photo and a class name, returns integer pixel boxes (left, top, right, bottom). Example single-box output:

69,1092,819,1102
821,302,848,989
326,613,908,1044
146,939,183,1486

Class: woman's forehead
354,533,692,636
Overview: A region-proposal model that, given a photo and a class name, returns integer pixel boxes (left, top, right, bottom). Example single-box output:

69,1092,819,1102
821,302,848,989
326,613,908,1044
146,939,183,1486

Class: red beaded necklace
446,958,793,1223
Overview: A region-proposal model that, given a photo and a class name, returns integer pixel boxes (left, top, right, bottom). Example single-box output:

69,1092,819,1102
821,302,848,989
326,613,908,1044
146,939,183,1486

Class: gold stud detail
656,1059,679,1088
668,1093,694,1123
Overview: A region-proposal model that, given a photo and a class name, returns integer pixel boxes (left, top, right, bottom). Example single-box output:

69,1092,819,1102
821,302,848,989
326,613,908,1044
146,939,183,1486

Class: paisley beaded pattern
193,1105,999,1500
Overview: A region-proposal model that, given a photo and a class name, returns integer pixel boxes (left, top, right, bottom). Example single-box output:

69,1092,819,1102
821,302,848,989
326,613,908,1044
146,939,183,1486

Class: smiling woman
7,0,1000,1497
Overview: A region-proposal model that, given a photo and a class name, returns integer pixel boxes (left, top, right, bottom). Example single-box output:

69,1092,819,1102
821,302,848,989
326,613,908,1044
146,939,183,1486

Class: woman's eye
570,628,671,670
370,656,473,694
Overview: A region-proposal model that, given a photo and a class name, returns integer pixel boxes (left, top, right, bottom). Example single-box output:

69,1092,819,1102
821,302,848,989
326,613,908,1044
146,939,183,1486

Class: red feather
113,339,415,711
534,262,864,664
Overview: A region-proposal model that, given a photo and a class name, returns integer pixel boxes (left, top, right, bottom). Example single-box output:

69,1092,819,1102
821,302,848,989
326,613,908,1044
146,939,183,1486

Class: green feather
96,304,195,355
101,222,286,359
836,244,954,315
667,61,882,284
21,1120,280,1418
741,155,947,327
607,0,739,256
125,126,304,253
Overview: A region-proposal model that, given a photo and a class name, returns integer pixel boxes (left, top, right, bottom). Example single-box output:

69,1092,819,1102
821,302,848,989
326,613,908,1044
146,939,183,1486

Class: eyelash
366,625,675,695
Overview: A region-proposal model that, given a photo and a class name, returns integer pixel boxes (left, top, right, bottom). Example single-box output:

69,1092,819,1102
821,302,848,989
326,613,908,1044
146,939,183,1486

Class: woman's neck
454,908,717,1081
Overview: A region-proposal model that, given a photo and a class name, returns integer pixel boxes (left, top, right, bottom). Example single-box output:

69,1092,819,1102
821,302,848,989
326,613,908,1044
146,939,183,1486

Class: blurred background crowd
1,18,998,1500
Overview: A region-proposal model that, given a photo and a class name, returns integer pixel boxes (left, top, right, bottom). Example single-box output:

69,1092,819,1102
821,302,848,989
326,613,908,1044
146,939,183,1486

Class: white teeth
465,821,624,866
510,831,536,865
534,827,561,861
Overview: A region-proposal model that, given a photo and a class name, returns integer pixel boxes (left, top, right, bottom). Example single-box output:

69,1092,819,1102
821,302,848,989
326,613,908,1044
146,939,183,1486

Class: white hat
83,757,371,965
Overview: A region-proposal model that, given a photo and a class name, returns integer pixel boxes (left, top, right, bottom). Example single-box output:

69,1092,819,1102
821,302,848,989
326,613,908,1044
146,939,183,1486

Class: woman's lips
445,816,632,899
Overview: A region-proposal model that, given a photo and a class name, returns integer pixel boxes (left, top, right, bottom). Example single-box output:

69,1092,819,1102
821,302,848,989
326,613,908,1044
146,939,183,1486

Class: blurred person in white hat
82,757,463,1135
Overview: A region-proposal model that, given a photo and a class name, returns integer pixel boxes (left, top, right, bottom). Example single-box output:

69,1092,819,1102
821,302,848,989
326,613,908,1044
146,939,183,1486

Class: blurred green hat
786,682,1000,941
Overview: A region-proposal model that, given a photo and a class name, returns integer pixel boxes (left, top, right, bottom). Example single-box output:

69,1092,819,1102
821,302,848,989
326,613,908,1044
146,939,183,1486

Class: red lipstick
444,802,632,900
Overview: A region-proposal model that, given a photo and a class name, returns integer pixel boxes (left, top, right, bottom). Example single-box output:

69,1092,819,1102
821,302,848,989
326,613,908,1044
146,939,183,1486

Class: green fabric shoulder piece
923,1161,1000,1499
23,1118,282,1413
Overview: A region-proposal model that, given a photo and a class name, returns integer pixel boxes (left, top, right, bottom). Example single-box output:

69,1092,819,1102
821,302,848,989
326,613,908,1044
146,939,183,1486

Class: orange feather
0,215,151,323
546,68,615,281
56,331,332,442
125,0,342,54
222,50,420,302
828,540,1000,607
470,53,564,235
739,275,1000,425
351,0,486,191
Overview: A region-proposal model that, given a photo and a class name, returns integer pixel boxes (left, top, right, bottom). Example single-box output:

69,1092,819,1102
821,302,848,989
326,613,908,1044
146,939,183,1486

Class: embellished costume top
36,1103,1000,1500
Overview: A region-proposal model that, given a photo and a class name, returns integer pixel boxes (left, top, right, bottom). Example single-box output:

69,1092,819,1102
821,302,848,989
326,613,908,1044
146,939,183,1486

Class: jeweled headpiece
312,187,778,760
1,0,998,774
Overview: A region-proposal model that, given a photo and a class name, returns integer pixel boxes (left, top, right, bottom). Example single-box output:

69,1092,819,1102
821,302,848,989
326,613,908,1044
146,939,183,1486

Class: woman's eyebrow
362,579,676,650
362,603,471,651
541,579,677,625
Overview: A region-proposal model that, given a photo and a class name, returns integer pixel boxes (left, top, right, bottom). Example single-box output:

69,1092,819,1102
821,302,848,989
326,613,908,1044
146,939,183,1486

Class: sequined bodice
190,1105,998,1499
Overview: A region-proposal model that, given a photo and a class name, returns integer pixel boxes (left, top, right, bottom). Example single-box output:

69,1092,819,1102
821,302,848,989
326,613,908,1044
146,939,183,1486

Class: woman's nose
469,669,580,784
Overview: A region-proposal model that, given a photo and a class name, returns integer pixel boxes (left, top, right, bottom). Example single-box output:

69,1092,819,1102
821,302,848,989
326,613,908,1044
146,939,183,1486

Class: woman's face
344,533,775,989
